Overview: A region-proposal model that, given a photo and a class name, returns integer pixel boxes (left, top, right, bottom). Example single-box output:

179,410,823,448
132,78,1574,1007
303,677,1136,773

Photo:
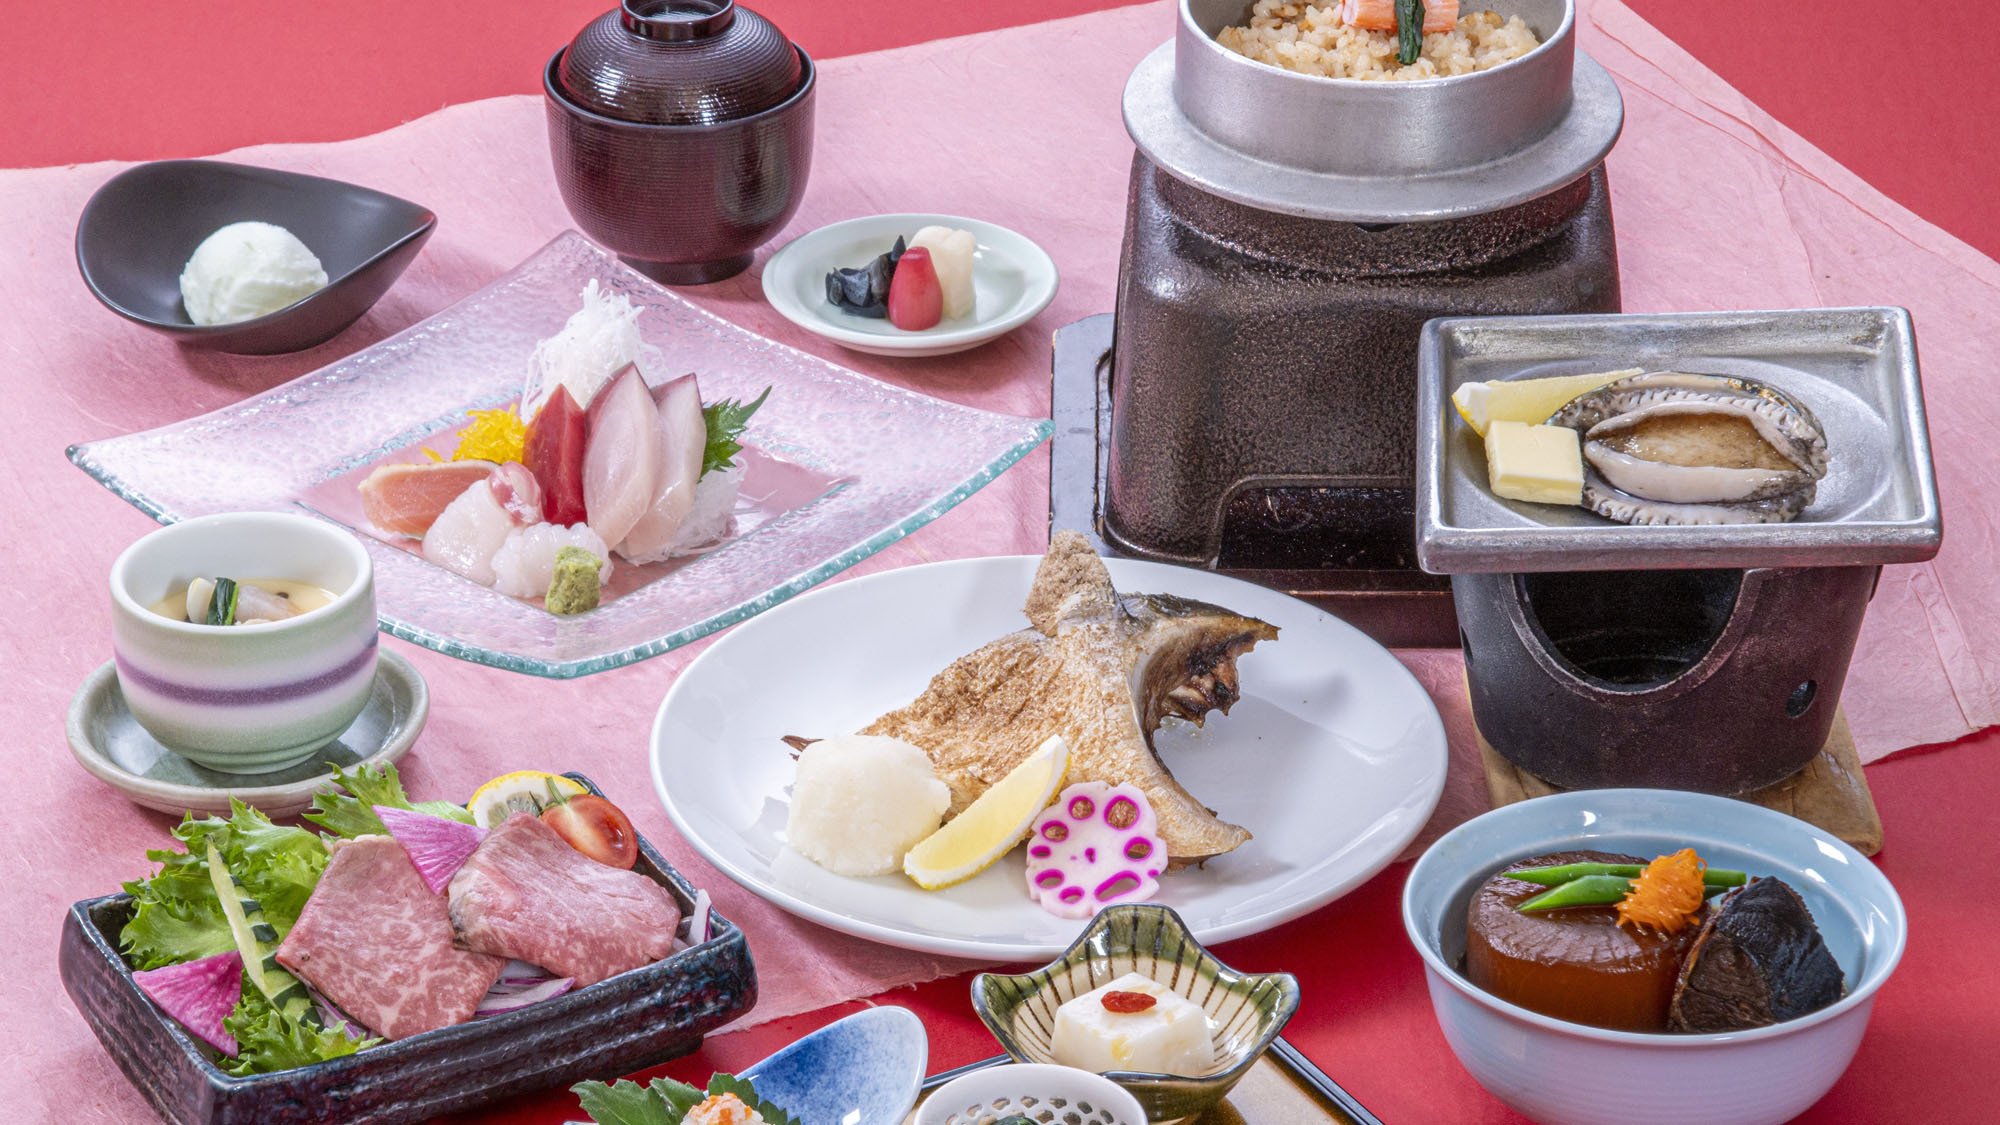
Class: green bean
1517,874,1732,912
1507,861,1747,888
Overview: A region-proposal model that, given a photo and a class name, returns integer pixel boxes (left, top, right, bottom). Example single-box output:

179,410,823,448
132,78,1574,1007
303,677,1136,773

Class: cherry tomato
541,794,639,869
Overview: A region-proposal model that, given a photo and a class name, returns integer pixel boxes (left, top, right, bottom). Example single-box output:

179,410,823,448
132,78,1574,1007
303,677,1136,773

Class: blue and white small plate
566,1006,927,1125
761,214,1059,357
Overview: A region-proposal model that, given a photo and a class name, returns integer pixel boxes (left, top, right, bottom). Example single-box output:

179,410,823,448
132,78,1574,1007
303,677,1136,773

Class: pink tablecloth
12,1,2000,1118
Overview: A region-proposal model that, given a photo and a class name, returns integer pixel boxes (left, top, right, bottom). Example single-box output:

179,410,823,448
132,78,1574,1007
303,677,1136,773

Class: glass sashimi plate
69,232,1053,677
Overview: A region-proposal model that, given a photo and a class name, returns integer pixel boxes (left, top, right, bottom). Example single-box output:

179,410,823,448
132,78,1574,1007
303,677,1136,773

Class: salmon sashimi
863,532,1278,863
359,460,501,538
1342,0,1458,34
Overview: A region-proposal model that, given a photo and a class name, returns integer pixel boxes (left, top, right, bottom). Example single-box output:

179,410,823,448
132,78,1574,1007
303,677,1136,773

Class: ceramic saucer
761,213,1058,357
67,648,428,817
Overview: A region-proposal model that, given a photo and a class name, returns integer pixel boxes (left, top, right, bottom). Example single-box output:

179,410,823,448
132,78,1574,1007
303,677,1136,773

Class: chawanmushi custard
1464,847,1846,1033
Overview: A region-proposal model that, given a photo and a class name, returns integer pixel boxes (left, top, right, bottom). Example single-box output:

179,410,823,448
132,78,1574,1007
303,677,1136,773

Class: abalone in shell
1548,372,1830,526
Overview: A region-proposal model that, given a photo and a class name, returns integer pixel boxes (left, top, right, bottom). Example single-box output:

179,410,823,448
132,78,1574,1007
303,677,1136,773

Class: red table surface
14,2,2000,1122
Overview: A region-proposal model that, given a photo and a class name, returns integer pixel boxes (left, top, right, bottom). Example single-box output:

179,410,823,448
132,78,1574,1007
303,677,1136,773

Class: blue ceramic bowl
740,1006,928,1124
1402,789,1906,1125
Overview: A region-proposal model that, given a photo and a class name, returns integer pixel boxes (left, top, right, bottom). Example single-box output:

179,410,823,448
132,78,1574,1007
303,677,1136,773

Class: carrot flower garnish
1616,848,1709,934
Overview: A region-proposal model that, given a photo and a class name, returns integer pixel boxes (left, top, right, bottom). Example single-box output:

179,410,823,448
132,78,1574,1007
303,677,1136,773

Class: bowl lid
557,0,801,125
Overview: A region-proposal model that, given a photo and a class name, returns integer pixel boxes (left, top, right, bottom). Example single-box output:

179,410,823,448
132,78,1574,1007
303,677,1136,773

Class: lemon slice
903,735,1070,890
1451,368,1642,437
467,770,586,828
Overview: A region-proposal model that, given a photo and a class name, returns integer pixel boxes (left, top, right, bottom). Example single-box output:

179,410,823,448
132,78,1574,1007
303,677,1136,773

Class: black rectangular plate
58,772,756,1125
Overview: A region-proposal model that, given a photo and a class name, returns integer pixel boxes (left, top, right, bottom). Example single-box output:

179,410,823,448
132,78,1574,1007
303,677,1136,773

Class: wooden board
1479,708,1883,856
906,1041,1381,1125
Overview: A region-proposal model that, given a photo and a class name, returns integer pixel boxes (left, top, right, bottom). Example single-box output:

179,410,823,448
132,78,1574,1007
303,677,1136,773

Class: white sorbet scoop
178,221,329,325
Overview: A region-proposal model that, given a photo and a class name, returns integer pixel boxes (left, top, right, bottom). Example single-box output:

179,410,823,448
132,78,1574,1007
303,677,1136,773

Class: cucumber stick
204,841,322,1028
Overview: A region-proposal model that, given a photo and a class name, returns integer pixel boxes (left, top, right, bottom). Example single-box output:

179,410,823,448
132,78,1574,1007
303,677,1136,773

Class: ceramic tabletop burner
1414,309,1942,795
1051,0,1624,646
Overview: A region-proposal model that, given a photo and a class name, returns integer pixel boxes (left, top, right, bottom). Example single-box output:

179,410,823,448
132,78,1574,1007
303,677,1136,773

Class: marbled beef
275,835,506,1039
447,812,680,987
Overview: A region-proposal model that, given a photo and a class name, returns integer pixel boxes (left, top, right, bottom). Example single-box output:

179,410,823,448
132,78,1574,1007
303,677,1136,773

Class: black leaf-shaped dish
58,772,755,1125
75,160,436,355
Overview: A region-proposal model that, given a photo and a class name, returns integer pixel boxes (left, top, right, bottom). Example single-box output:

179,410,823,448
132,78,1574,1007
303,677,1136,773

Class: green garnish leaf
304,763,477,839
572,1077,702,1125
121,800,329,970
1395,0,1425,65
206,577,240,626
570,1073,797,1125
220,984,378,1077
700,386,771,476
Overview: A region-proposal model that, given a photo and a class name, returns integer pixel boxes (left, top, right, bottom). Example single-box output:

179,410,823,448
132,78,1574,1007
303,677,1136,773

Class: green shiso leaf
121,800,328,971
220,985,378,1077
571,1073,796,1125
304,763,476,839
700,386,771,476
708,1073,802,1125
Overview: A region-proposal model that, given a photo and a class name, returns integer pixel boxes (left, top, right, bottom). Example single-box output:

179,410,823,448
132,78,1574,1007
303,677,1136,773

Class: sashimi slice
358,460,499,538
133,949,244,1055
525,385,589,526
618,374,706,563
581,364,662,550
491,523,612,599
422,475,539,587
487,462,545,525
374,805,489,894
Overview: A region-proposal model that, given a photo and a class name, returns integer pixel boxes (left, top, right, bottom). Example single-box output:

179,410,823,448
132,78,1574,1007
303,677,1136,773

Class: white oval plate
760,214,1058,357
651,554,1448,959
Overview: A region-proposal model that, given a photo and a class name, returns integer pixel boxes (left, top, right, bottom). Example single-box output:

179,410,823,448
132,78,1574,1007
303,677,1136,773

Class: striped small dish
971,904,1299,1124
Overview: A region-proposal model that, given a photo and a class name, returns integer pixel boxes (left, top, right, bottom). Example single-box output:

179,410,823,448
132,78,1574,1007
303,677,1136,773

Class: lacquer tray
69,231,1052,677
58,773,755,1125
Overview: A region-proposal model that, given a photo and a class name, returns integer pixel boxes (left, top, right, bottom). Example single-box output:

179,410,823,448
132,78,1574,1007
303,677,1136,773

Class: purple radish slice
581,363,664,550
687,888,713,946
618,373,706,563
374,805,489,894
474,974,575,1016
1023,782,1165,920
497,959,553,986
133,950,244,1055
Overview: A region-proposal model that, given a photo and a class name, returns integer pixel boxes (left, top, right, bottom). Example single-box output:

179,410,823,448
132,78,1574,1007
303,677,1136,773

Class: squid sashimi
524,385,588,527
618,374,707,565
359,460,500,538
1343,0,1457,33
491,523,612,599
581,364,662,551
422,465,545,586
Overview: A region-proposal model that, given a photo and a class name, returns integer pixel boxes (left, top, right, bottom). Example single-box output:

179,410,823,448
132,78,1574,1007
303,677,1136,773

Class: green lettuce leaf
121,800,329,970
706,1074,802,1125
700,387,770,476
304,763,476,839
220,985,378,1076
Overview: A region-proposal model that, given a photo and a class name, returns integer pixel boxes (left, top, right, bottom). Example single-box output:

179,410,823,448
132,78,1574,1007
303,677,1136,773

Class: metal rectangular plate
910,1041,1383,1125
1415,308,1942,573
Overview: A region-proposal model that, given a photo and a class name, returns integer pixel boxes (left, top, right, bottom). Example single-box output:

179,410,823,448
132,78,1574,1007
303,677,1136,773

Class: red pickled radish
887,246,943,331
524,385,589,526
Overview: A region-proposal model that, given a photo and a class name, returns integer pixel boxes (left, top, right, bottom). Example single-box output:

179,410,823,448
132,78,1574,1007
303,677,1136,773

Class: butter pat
1485,420,1584,506
1050,972,1216,1076
1452,368,1642,436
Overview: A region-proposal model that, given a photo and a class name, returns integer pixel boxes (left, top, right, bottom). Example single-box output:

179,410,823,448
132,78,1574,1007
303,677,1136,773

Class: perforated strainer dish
915,1064,1145,1125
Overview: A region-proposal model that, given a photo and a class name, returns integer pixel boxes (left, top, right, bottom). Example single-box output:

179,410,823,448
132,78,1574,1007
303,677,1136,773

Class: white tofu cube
1050,972,1216,1075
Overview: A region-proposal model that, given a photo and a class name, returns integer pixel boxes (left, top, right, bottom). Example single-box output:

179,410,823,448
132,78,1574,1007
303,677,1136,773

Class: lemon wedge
1451,368,1642,437
468,770,587,829
903,734,1070,890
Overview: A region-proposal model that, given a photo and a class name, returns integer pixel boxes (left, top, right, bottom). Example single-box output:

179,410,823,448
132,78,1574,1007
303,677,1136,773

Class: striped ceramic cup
109,512,378,774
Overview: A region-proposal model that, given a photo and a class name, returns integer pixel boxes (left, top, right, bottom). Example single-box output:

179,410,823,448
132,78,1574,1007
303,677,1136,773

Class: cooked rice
1218,3,1541,82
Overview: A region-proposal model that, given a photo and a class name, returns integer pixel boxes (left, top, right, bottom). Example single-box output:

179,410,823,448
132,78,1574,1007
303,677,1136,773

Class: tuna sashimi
582,364,662,551
525,385,589,526
275,835,506,1040
421,466,544,586
618,374,706,564
359,460,500,538
448,812,680,988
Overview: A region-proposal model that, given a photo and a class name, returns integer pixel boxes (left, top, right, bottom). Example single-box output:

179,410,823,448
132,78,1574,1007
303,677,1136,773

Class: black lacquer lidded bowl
546,0,815,284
